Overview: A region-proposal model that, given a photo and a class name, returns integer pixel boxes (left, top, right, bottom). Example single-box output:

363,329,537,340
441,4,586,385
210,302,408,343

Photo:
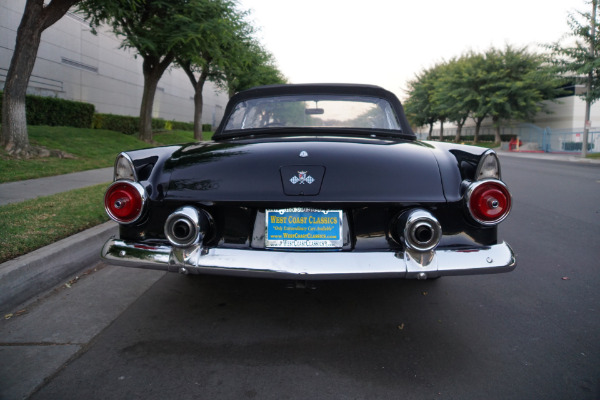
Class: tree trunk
193,89,204,140
492,116,501,144
494,125,501,145
1,0,80,156
439,120,444,140
180,60,209,141
454,123,463,143
192,69,209,141
1,1,44,155
139,54,175,142
139,72,158,142
474,118,483,143
1,87,30,156
427,122,433,140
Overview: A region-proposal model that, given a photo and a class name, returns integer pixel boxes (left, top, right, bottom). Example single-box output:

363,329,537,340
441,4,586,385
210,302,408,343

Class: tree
484,46,563,144
546,0,600,157
1,0,82,157
433,54,483,142
412,47,561,144
175,0,253,140
220,39,286,98
466,52,497,144
79,0,212,142
404,63,446,140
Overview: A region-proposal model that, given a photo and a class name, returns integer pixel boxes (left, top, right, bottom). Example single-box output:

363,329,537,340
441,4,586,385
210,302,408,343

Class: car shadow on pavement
31,273,495,400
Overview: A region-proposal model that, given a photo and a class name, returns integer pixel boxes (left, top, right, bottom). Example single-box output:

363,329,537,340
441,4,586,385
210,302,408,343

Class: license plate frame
265,208,343,249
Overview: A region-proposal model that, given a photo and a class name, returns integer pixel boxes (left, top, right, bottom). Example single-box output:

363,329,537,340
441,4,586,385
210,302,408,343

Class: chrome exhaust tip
398,209,442,252
164,206,210,248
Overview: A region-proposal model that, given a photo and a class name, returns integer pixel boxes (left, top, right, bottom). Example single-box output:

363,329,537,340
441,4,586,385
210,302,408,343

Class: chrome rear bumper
101,239,516,280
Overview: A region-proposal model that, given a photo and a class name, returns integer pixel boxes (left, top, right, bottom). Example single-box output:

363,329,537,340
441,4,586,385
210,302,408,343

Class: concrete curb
0,221,118,314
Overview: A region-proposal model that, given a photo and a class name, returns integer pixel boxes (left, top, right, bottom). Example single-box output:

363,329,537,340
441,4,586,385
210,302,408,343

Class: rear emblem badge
299,151,308,158
290,171,314,184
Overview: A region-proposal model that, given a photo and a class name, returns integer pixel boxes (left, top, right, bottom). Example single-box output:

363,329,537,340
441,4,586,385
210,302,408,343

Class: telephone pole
583,0,597,158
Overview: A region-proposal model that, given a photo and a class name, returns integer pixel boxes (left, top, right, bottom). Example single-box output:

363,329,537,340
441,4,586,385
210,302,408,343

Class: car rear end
101,140,514,280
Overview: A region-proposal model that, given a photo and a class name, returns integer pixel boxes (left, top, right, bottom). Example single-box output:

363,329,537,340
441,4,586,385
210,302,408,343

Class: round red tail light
104,181,146,224
466,180,511,225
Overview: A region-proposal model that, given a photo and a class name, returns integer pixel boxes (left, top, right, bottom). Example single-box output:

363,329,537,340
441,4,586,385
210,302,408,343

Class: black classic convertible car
102,83,515,280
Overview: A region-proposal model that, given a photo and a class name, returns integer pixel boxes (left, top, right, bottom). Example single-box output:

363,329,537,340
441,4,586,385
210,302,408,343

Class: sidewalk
497,149,600,164
0,167,113,206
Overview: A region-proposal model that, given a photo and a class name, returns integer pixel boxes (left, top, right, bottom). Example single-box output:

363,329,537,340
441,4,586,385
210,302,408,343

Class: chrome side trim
102,239,516,280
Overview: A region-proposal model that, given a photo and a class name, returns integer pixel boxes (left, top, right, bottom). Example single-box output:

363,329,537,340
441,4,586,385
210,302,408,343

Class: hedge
170,120,199,131
92,113,140,135
92,113,199,135
1,91,205,134
430,134,517,142
165,120,210,132
562,142,594,151
0,90,95,128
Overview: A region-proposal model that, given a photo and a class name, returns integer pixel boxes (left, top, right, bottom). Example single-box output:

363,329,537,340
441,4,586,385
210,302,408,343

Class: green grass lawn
0,126,211,183
0,183,109,263
0,126,212,262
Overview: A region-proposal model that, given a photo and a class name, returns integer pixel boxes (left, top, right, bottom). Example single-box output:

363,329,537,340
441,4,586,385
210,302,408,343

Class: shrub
93,114,197,135
171,120,195,131
0,91,201,135
92,113,139,135
152,118,165,131
431,134,516,142
562,142,594,151
0,90,95,128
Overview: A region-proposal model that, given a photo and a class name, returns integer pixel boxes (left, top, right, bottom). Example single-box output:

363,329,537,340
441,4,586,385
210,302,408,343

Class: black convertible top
214,83,415,140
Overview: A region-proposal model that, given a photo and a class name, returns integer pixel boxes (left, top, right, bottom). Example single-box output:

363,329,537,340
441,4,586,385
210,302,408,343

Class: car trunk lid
163,137,446,203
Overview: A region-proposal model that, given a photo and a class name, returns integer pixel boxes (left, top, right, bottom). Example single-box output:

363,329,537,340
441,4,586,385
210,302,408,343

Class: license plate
265,208,343,248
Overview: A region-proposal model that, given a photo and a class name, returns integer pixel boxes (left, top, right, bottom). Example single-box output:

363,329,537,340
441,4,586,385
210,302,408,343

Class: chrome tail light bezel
465,179,512,226
104,180,147,224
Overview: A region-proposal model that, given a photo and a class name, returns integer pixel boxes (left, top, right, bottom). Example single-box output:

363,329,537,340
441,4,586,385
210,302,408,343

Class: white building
0,1,229,128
